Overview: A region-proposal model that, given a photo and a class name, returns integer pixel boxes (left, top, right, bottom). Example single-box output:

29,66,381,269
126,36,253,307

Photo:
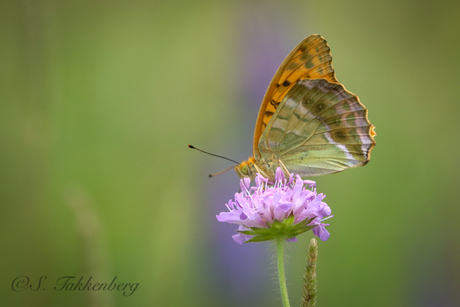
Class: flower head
216,167,332,244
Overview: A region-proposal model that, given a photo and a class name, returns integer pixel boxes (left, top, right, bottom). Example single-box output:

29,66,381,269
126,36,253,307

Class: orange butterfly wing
253,34,338,158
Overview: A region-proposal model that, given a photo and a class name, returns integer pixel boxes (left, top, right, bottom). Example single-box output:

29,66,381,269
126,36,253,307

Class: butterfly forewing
258,79,375,176
253,35,338,158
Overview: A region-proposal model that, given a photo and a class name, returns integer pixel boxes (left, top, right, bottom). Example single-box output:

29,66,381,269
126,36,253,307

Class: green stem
276,238,291,307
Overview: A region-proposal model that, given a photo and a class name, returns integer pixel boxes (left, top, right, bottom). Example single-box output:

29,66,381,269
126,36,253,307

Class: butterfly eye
240,165,249,176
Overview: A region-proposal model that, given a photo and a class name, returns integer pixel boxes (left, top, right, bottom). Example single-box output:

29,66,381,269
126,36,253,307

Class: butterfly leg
253,163,271,179
277,159,290,176
253,163,263,175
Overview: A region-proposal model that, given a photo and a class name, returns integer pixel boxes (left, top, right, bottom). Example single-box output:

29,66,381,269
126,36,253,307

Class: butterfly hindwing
258,79,375,176
235,35,375,180
253,35,338,159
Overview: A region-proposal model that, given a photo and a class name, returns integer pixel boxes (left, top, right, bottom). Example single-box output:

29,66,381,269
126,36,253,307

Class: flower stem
276,238,291,307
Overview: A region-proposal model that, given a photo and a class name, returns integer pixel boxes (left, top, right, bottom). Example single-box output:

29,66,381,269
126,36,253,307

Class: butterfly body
235,35,376,181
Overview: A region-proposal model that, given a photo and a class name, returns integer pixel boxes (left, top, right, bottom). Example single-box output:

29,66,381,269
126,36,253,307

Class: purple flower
216,168,333,244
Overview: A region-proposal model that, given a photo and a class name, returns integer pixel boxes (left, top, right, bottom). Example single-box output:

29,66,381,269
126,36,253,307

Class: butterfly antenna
188,145,240,165
208,165,235,178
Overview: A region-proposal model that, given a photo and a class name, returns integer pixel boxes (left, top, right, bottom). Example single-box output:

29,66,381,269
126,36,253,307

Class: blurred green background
2,0,460,306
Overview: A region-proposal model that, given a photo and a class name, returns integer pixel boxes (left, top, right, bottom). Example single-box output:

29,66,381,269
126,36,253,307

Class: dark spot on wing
300,50,311,61
270,99,280,109
302,98,313,108
336,130,346,139
305,60,314,69
333,130,347,141
314,102,325,113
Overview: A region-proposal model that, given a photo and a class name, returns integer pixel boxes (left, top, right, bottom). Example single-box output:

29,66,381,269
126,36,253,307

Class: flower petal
313,224,330,241
216,168,332,243
240,177,251,192
232,233,252,244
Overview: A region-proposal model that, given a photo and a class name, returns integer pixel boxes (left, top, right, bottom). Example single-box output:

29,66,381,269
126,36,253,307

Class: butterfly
235,34,376,180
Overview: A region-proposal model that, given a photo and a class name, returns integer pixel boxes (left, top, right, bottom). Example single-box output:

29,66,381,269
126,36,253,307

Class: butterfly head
235,157,257,179
235,156,277,181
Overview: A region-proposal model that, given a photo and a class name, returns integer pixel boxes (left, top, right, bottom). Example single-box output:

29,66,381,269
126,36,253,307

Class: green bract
238,216,316,243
